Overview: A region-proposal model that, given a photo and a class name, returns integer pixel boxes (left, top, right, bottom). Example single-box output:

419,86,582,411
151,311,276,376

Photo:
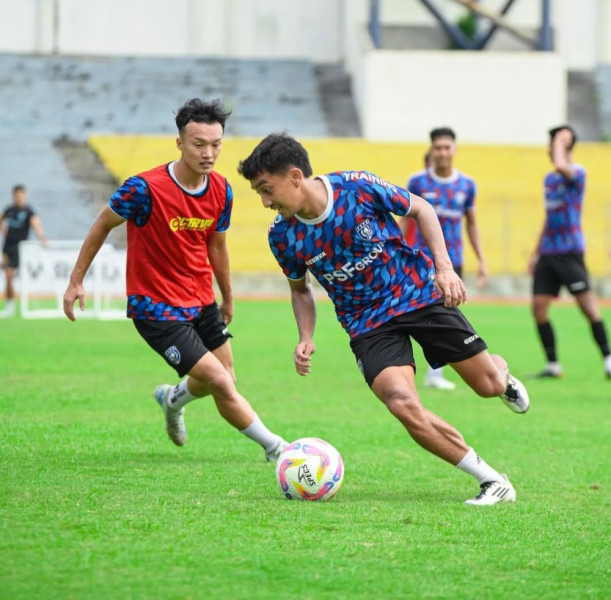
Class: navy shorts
2,244,19,269
133,302,232,377
533,253,590,296
349,301,487,387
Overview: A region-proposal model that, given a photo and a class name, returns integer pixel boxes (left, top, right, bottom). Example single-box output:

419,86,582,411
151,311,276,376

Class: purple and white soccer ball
275,437,344,501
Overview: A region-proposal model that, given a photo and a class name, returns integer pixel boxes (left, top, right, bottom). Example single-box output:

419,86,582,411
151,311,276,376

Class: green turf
1,301,609,599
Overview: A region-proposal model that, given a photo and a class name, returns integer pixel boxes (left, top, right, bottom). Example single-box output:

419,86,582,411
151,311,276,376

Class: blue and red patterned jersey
109,162,233,320
268,171,441,339
538,164,586,255
407,168,475,268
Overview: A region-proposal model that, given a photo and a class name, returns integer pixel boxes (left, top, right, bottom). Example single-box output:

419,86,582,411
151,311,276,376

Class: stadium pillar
539,0,553,51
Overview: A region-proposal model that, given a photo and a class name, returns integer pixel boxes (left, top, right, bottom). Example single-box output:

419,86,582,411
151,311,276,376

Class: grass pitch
1,300,609,599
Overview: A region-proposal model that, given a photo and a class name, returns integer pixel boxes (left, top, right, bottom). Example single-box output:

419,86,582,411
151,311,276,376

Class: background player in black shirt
1,184,47,316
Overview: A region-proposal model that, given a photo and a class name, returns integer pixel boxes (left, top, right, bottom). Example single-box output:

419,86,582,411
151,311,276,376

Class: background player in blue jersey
400,127,487,391
528,125,611,379
1,184,47,316
238,133,530,506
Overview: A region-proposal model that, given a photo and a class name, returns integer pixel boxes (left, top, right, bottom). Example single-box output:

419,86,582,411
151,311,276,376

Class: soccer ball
275,437,344,501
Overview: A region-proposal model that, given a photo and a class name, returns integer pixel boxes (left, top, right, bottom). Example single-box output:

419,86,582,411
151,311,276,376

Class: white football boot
153,384,187,446
265,438,289,463
464,474,516,506
500,375,530,414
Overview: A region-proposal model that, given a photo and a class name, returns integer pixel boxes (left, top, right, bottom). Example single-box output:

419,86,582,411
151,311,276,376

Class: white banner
18,240,126,319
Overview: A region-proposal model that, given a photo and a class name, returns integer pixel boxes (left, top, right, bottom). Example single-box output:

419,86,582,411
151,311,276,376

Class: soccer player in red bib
63,99,287,460
239,133,530,506
528,125,611,379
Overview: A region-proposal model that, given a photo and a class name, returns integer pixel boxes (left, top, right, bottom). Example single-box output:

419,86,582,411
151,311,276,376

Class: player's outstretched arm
207,231,234,325
409,194,467,307
465,208,487,287
30,215,48,246
551,128,575,180
288,275,317,376
63,207,125,321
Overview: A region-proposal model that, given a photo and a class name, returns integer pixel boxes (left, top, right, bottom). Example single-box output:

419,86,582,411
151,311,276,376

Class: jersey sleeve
268,221,307,280
109,176,152,227
569,166,586,191
366,173,412,217
215,180,233,233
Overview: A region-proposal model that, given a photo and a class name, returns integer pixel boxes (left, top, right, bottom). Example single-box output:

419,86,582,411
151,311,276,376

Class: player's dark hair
12,184,25,193
549,124,577,150
175,98,232,133
237,133,313,180
430,127,456,142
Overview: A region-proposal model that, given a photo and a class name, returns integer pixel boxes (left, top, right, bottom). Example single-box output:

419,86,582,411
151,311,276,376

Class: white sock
456,447,503,485
604,355,611,372
240,414,281,452
5,299,15,314
428,366,444,379
168,379,197,410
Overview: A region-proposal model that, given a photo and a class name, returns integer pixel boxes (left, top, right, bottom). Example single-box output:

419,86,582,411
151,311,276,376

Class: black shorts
2,244,19,269
133,302,233,377
533,253,590,296
349,301,488,387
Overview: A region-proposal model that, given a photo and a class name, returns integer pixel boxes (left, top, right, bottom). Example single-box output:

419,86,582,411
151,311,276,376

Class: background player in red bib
63,98,287,461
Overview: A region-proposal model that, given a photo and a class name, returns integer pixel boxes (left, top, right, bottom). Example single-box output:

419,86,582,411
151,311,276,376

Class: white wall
0,0,343,61
349,26,566,144
0,0,41,52
0,0,606,68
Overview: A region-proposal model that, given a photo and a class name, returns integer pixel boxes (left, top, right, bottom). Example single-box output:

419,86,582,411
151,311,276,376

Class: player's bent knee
382,388,422,419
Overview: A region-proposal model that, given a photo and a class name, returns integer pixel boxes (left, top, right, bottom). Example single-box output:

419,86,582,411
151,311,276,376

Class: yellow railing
89,135,611,276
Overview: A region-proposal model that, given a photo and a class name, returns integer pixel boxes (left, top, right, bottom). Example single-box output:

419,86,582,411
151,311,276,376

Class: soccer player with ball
238,133,530,506
63,99,287,462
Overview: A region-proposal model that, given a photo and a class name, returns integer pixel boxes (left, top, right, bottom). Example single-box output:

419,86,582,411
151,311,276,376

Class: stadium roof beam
365,0,553,51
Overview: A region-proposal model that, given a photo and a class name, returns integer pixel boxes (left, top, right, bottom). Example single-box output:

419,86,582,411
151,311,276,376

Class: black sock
537,321,557,362
591,320,610,357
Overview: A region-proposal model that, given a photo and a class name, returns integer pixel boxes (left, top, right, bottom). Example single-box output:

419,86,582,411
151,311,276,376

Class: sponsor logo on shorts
569,281,587,292
357,358,364,375
164,345,181,365
463,334,480,345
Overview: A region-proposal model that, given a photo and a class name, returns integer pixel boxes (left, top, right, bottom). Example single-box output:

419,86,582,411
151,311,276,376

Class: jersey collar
428,167,459,184
168,161,208,195
295,175,333,225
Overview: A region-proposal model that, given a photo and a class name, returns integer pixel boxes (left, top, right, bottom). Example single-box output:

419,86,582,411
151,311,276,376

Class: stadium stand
0,52,608,299
0,53,357,245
